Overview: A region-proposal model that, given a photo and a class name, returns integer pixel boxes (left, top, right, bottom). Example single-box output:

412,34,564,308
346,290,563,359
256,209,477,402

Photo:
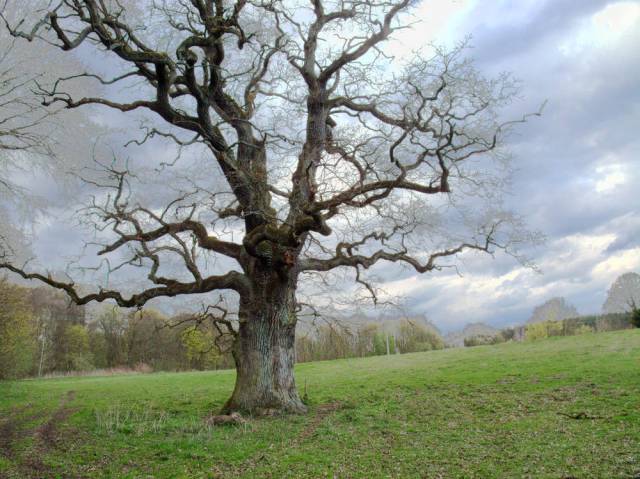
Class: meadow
1,330,638,478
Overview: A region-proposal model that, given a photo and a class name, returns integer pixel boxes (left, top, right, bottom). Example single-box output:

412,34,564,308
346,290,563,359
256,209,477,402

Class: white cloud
592,247,640,282
595,162,627,194
593,1,640,37
389,0,473,55
559,1,640,55
380,230,639,330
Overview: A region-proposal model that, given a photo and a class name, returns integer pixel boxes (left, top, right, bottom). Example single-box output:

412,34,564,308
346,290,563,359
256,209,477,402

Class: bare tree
0,20,49,257
527,297,578,324
602,272,640,314
0,24,52,256
0,1,99,259
1,0,540,414
0,44,50,194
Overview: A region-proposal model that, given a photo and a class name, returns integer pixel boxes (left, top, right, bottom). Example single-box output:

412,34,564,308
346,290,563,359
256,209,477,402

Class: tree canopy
0,0,539,413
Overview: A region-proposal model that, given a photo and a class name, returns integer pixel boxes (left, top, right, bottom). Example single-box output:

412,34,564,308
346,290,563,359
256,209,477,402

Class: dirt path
36,390,77,448
0,391,79,478
0,405,44,459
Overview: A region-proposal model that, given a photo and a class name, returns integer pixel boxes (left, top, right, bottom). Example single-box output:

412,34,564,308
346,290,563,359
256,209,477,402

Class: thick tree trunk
222,268,307,415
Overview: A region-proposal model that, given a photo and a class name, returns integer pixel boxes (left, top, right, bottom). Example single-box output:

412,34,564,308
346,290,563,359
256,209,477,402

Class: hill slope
1,331,639,478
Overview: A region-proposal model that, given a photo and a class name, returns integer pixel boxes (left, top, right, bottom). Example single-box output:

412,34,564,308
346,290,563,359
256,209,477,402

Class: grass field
1,330,639,478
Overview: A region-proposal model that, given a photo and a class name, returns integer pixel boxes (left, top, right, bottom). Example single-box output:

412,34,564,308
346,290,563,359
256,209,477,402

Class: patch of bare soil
0,405,44,459
0,416,19,458
2,391,80,479
557,411,603,420
36,390,78,448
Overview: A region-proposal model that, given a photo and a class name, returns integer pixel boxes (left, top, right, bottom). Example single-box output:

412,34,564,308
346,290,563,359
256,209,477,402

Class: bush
574,325,594,335
465,335,496,347
525,320,565,341
499,328,516,342
525,322,548,341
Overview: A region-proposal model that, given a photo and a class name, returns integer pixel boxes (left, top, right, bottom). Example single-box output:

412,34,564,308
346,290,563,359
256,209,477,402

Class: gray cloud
462,0,611,67
3,1,639,332
381,0,640,331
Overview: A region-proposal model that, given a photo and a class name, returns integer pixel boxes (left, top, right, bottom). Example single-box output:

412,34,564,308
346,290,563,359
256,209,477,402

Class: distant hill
444,322,499,348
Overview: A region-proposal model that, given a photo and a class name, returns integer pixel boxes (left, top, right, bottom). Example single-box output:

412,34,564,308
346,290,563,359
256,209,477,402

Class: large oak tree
1,0,538,414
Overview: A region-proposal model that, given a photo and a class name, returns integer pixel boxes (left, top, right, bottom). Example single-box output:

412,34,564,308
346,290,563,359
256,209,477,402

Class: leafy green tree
396,320,444,352
373,332,388,356
574,325,594,335
0,279,35,379
57,324,93,371
86,324,108,369
126,309,189,370
95,306,127,367
181,327,221,370
30,287,86,374
525,322,548,341
525,320,563,341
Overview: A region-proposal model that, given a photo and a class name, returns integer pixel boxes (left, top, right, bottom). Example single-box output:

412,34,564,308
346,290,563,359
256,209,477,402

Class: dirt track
0,391,78,479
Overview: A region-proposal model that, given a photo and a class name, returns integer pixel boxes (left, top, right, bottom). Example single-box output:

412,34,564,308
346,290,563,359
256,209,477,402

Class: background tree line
462,272,640,347
0,278,234,379
463,312,634,347
0,279,446,380
296,319,445,363
3,271,637,378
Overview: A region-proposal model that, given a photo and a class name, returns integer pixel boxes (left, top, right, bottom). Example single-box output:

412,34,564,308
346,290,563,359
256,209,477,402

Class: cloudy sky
5,0,639,332
378,0,640,330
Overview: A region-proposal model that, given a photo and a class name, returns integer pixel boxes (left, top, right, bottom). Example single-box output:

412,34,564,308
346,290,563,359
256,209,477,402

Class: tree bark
222,265,307,415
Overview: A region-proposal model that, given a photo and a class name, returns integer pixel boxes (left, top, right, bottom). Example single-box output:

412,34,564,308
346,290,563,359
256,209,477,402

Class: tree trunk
222,267,307,415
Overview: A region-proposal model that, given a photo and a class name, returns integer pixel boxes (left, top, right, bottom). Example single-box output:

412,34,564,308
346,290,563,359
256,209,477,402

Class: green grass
1,330,639,478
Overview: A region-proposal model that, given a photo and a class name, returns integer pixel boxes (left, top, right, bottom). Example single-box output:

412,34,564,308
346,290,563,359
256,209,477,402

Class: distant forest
1,273,638,380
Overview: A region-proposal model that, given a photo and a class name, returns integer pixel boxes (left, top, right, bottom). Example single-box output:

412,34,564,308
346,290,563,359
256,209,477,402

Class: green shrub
574,325,594,335
464,335,503,347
